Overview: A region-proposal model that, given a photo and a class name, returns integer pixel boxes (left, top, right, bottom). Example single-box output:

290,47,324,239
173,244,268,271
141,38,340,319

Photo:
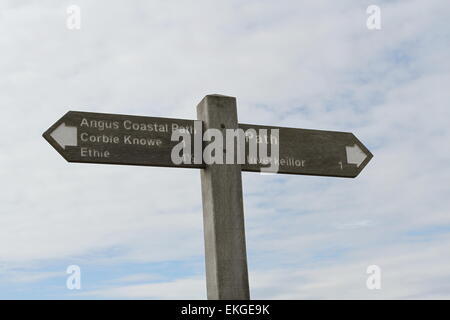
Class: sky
0,0,449,299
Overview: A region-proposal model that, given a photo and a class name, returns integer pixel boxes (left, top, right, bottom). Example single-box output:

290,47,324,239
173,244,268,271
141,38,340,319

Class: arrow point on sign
346,144,367,168
50,122,77,149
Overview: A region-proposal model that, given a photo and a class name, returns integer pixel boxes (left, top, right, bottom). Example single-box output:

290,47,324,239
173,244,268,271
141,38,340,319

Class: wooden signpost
43,94,373,299
43,110,371,177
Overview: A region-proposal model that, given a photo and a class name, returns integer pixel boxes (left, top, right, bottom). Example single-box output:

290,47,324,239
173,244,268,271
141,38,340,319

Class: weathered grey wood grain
197,94,250,300
42,96,373,301
43,111,203,170
43,109,372,178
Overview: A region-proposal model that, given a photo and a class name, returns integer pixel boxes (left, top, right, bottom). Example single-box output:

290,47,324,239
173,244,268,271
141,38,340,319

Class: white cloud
0,0,449,299
81,276,206,299
0,270,63,284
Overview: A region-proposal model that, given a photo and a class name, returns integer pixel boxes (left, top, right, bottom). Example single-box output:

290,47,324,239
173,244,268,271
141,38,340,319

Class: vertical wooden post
197,94,250,300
